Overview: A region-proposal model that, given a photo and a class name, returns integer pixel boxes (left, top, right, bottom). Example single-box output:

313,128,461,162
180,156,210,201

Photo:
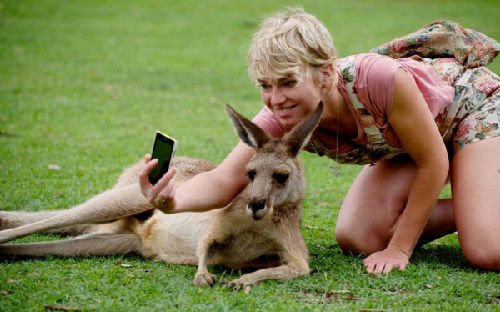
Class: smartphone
148,131,177,185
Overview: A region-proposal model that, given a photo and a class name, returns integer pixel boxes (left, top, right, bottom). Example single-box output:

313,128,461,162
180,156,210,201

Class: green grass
1,0,500,310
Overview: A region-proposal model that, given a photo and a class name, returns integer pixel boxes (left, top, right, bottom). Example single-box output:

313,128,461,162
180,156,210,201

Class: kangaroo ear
226,104,270,149
284,102,323,157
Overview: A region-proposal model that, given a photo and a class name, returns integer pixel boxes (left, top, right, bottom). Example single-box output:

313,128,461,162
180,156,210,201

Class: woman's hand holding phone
139,153,177,213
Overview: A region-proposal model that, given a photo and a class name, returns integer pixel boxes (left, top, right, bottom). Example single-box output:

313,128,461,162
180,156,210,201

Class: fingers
398,262,408,271
152,168,176,198
139,158,158,186
145,168,177,212
364,260,396,274
363,257,376,273
383,263,395,274
138,155,178,213
363,257,387,274
363,254,407,274
382,262,398,274
138,156,175,198
155,169,176,202
138,158,158,197
154,179,177,214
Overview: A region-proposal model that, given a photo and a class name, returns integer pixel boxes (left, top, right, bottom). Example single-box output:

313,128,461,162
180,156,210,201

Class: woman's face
258,69,322,131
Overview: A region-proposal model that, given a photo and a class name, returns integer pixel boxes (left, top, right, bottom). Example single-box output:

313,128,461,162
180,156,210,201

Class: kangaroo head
226,102,323,220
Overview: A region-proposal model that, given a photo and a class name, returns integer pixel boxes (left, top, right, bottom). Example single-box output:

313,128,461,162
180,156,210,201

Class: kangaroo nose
248,199,266,214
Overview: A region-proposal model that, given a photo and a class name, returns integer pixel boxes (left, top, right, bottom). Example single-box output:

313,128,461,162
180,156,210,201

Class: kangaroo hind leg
0,183,152,244
0,210,97,236
0,233,140,258
0,209,67,230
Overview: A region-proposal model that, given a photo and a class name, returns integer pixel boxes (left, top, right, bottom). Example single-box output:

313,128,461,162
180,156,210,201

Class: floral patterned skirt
371,19,500,154
429,59,500,152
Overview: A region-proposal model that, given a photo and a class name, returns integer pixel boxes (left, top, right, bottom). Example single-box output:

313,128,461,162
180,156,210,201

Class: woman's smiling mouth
274,104,297,117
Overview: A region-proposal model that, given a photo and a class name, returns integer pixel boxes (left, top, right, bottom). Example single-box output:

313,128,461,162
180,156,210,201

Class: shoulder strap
338,56,386,146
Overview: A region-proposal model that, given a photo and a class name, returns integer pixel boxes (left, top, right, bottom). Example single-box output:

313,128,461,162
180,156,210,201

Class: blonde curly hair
247,8,338,88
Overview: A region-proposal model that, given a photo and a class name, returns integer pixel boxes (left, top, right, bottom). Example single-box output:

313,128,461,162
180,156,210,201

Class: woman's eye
259,83,270,90
283,80,297,87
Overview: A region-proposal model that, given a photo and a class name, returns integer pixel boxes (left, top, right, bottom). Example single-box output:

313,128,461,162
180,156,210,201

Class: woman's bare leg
452,137,500,270
418,198,455,246
335,157,455,255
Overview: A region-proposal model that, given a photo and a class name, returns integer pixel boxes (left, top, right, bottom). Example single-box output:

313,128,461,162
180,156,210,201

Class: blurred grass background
1,0,499,310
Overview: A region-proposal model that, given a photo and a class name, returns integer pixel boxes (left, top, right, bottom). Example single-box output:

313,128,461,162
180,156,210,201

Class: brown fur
0,103,323,288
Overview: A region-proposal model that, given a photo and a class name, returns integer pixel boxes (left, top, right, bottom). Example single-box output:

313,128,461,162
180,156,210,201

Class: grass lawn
1,0,500,310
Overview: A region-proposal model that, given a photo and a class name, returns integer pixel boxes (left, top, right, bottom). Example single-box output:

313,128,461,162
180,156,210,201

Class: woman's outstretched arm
139,141,255,213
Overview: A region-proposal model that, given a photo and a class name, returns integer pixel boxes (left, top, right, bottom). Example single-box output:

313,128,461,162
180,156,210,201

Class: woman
138,8,500,274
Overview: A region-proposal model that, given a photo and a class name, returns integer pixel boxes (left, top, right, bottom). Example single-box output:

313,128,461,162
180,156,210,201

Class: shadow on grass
412,243,467,269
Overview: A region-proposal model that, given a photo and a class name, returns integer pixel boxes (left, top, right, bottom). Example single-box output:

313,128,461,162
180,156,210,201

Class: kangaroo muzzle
247,199,268,220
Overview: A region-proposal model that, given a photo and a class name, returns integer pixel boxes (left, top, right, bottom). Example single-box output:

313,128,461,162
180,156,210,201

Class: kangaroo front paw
225,276,252,290
193,272,217,287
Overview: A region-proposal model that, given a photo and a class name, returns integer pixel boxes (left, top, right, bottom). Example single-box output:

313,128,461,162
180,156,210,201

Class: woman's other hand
139,154,177,213
363,245,410,274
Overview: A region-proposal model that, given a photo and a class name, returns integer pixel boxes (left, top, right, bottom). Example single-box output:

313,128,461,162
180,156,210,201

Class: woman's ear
320,63,334,89
319,63,337,95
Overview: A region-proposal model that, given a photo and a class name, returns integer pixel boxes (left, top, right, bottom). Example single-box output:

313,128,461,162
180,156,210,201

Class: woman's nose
270,87,286,105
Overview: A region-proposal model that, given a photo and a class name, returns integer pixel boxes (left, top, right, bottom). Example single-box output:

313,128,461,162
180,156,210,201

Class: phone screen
148,132,177,184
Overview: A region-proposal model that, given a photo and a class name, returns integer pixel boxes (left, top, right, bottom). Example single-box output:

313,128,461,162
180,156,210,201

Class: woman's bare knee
335,159,417,255
463,246,500,271
452,137,500,271
335,223,388,255
334,225,357,253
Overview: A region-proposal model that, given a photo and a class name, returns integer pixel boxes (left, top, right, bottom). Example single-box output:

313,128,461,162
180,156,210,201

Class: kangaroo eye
247,170,256,181
273,173,289,185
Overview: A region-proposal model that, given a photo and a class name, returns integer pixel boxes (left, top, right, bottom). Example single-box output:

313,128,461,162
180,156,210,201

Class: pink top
252,53,454,152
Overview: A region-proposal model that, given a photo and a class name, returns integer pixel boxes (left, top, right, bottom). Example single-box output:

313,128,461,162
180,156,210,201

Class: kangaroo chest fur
205,221,284,270
136,204,286,270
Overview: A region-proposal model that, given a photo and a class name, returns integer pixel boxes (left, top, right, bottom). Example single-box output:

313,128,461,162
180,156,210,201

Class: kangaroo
0,103,323,288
